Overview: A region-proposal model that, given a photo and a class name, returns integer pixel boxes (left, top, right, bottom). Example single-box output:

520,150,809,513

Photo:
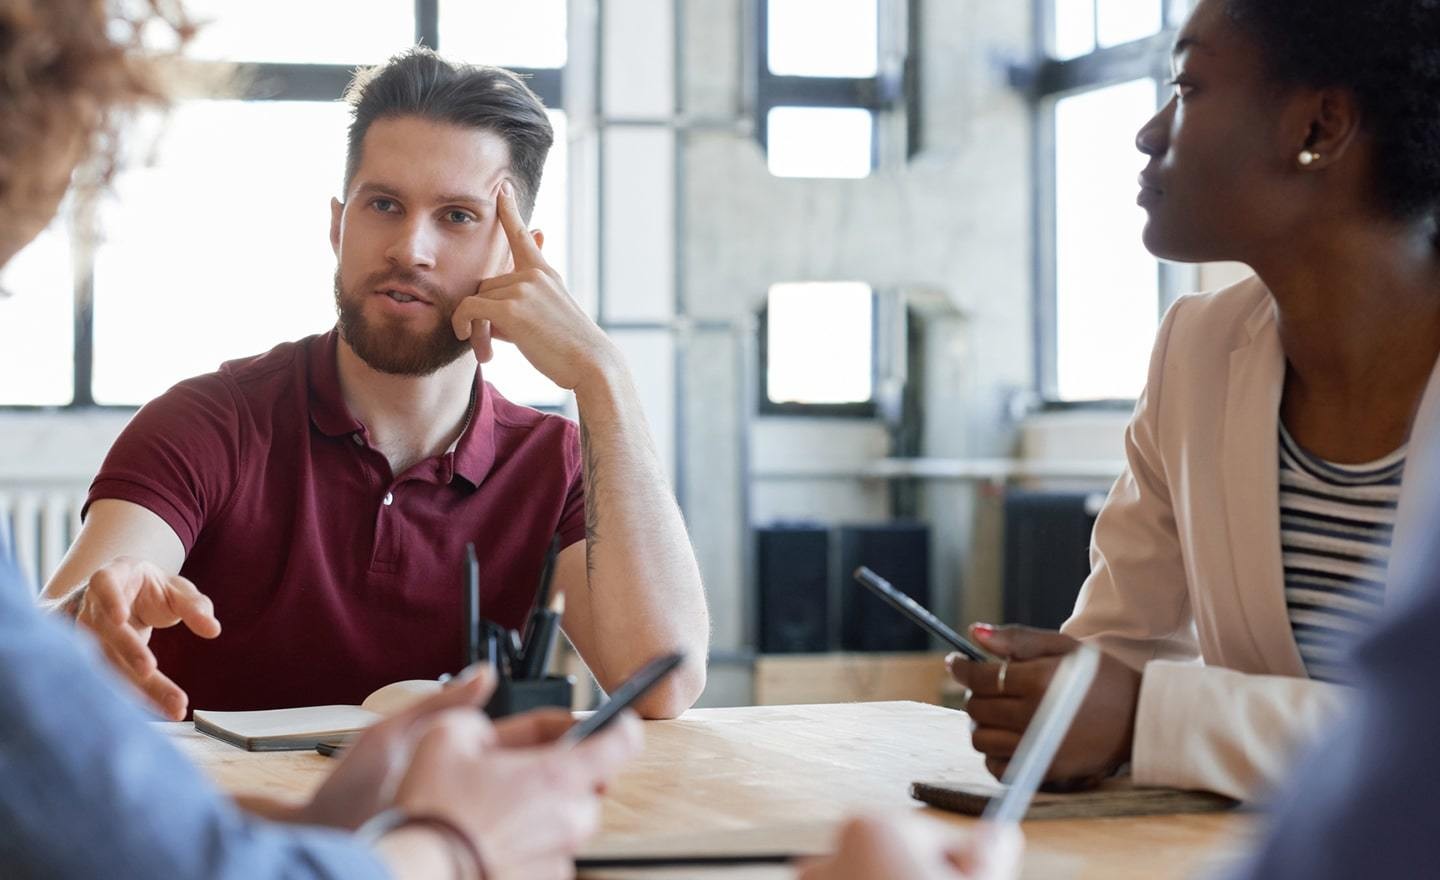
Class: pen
464,542,480,667
516,536,562,680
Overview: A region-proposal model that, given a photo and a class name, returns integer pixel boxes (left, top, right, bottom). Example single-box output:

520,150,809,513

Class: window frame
1028,0,1193,408
2,0,564,412
751,0,921,177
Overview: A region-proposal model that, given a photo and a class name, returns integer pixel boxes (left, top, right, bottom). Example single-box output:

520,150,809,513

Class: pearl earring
1298,150,1319,166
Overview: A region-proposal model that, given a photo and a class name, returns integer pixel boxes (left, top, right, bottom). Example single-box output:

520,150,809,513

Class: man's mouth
376,285,432,305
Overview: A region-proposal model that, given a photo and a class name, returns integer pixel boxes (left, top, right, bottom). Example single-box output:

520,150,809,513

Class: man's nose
385,217,437,269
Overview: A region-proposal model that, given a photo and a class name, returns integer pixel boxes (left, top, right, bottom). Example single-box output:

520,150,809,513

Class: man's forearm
573,360,710,717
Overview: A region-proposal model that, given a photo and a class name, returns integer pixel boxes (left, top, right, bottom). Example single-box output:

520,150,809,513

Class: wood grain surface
165,701,1255,879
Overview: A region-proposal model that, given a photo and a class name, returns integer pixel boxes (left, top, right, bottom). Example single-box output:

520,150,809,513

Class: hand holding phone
983,644,1100,824
559,652,685,748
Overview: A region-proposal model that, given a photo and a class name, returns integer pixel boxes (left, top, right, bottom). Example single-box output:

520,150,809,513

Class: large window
755,0,918,179
0,1,568,409
1033,0,1194,403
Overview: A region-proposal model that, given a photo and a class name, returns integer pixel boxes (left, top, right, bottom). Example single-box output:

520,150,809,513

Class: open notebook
193,680,442,752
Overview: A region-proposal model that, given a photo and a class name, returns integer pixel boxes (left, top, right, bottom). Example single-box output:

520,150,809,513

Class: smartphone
982,644,1100,824
559,651,685,748
852,567,992,662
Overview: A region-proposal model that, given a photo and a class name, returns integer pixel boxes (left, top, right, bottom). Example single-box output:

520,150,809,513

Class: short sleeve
556,418,586,549
85,374,245,553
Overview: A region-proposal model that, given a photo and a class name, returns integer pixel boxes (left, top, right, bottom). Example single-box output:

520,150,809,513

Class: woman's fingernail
972,623,996,638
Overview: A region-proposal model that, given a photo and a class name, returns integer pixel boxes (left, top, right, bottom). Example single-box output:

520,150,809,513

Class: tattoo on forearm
581,417,599,578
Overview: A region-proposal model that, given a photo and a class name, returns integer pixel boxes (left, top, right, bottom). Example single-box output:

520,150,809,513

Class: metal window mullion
1033,97,1060,400
228,61,564,108
72,270,95,407
759,75,884,109
416,0,438,48
1032,31,1172,97
904,0,922,157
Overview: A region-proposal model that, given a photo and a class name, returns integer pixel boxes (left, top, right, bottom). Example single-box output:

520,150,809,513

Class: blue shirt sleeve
0,546,391,880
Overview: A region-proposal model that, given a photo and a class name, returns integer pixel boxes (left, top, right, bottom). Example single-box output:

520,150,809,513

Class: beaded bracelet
356,807,488,880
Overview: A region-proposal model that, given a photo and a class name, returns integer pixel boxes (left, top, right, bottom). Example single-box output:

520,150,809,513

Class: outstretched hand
60,556,220,720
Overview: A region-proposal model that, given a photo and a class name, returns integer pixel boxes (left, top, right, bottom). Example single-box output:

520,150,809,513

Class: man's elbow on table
632,658,707,720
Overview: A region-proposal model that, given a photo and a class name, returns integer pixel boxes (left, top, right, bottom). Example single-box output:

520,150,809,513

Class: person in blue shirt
0,3,641,879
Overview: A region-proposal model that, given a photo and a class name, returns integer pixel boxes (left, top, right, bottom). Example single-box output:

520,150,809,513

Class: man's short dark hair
342,47,553,219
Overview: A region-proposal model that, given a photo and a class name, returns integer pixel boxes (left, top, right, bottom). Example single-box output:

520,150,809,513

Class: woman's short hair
1226,0,1440,222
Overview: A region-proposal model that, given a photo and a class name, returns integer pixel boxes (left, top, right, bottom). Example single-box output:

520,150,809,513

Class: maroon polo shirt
87,330,585,711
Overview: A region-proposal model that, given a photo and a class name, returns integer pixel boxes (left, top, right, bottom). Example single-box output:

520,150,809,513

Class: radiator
0,486,86,594
1002,488,1107,630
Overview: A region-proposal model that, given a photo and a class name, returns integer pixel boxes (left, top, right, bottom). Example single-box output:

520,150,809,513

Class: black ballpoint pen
516,536,562,680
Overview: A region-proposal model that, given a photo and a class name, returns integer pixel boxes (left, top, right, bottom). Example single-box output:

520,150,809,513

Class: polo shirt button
352,433,363,446
383,492,394,506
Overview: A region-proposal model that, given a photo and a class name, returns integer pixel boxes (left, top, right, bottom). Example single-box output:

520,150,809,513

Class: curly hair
0,0,193,235
1225,0,1440,222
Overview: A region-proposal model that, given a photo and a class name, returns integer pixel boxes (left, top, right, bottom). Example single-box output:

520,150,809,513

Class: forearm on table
1132,660,1349,801
573,363,710,717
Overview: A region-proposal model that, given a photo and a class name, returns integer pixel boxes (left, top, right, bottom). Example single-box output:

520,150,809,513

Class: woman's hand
947,625,1141,787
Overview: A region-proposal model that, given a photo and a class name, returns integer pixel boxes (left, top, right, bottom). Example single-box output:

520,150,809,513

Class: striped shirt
1280,425,1404,685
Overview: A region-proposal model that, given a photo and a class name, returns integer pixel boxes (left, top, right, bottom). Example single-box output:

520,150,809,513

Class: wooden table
167,701,1254,879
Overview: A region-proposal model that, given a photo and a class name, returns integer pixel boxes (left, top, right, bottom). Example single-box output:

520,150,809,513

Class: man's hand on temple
452,180,620,392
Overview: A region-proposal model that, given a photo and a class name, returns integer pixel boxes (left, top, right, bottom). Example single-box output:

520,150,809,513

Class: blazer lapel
1220,299,1307,676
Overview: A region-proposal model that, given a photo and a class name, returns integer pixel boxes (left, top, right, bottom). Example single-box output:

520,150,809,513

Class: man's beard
333,268,470,376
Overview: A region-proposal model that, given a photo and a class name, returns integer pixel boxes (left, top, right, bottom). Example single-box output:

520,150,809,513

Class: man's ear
329,197,343,256
532,229,545,252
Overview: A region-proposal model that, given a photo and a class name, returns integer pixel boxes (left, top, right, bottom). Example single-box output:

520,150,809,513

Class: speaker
837,523,931,651
756,525,832,653
1002,489,1104,630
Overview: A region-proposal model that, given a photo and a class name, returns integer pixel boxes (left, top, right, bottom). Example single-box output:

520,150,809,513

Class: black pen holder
483,674,575,719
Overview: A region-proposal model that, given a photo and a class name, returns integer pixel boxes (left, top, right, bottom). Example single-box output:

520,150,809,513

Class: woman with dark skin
946,0,1440,799
801,1,1440,877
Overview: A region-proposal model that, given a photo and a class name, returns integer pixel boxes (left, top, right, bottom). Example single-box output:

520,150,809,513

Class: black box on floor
756,524,832,653
1002,489,1103,630
837,523,931,652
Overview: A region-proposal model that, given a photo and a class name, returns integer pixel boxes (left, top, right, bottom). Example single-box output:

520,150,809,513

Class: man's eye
372,198,398,213
446,210,476,224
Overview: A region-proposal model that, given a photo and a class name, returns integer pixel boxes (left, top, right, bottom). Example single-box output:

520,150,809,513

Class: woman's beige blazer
1062,274,1440,801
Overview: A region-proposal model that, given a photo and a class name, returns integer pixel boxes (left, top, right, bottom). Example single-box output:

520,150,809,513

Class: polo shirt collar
307,329,498,487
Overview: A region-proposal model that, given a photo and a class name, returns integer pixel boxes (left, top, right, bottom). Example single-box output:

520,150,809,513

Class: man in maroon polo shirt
40,49,710,720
